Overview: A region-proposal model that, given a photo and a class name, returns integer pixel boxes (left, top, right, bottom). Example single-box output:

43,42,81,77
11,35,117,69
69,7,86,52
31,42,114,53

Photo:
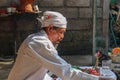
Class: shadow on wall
89,36,106,51
61,55,92,66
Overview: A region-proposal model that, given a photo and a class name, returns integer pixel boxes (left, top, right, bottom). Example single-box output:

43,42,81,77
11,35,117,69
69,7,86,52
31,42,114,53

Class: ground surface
0,60,14,80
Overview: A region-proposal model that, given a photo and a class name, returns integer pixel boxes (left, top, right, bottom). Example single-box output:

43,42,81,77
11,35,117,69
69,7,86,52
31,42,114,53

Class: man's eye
60,32,63,34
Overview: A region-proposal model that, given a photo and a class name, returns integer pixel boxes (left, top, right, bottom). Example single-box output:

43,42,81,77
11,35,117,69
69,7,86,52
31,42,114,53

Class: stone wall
0,13,39,57
0,0,110,57
35,0,110,55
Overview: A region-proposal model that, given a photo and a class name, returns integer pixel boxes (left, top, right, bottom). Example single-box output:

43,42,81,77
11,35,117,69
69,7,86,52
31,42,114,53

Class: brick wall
0,0,110,57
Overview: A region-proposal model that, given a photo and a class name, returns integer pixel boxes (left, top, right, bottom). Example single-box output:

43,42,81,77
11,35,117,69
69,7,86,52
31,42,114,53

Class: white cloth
37,11,67,28
100,68,117,80
43,74,52,80
8,30,99,80
79,66,117,80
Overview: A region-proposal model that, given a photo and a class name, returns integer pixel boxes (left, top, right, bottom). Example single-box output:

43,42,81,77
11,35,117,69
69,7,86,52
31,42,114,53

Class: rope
109,11,118,47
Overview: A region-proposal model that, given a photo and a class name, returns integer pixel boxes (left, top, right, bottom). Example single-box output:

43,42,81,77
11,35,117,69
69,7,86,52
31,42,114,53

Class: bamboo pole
92,0,97,65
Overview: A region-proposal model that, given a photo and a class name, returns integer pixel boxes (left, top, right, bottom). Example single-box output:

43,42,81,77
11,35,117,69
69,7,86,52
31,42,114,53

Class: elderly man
8,11,100,80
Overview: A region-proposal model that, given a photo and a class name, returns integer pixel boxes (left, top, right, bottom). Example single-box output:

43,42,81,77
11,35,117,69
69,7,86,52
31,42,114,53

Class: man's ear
46,25,53,34
49,25,54,30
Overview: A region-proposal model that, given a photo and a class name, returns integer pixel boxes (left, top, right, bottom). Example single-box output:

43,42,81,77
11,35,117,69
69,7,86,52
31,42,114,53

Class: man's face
47,26,66,44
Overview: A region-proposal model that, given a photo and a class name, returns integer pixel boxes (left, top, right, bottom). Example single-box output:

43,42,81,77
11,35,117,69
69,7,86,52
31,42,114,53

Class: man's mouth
56,40,61,44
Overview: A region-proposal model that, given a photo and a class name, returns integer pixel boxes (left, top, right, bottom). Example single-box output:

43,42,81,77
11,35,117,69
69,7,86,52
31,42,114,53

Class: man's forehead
57,28,66,32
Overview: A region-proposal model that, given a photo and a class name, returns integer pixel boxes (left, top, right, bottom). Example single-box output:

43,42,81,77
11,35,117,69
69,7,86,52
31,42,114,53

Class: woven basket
111,54,120,62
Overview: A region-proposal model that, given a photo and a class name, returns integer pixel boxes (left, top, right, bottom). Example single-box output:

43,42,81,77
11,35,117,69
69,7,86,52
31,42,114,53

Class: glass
102,60,112,69
101,60,112,76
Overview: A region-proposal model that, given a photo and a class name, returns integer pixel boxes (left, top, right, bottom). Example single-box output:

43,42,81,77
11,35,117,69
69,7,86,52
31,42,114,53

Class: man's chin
54,41,60,44
55,42,60,44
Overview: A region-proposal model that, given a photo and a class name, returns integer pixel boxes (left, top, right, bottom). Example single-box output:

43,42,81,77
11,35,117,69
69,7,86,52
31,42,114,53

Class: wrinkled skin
45,25,66,44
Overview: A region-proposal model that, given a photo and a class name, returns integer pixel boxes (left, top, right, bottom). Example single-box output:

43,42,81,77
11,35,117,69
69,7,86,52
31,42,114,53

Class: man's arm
27,37,99,80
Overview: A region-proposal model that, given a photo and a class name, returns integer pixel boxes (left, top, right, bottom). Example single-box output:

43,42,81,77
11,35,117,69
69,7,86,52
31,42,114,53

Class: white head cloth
37,11,67,28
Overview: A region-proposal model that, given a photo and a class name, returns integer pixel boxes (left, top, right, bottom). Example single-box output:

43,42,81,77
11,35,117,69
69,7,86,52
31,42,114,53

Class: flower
95,51,101,57
94,51,101,68
81,68,100,76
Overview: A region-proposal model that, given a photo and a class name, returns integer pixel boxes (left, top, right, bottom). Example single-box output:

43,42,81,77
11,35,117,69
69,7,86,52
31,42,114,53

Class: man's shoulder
28,32,47,40
28,30,47,38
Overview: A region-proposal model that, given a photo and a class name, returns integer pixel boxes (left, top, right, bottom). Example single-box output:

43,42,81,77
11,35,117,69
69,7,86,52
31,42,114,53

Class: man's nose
60,34,64,40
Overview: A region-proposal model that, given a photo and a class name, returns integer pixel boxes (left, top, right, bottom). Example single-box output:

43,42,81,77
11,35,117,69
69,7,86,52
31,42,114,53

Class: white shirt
8,30,99,80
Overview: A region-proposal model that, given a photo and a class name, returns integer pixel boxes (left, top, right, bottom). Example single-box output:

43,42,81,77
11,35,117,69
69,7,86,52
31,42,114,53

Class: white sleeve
72,69,99,80
26,37,99,80
43,73,53,80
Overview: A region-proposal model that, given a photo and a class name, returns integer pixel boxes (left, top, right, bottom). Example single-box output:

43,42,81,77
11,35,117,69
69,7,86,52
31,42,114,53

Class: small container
7,7,12,13
33,5,39,12
11,7,16,13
